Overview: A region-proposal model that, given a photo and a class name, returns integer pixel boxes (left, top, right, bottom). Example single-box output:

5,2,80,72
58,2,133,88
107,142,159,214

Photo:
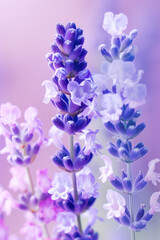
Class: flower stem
25,167,50,239
70,135,83,234
25,167,34,194
127,163,135,240
42,222,50,239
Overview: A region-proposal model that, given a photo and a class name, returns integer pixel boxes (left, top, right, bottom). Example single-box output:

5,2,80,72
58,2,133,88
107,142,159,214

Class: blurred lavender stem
127,163,135,240
70,135,83,234
25,167,34,194
25,166,50,239
42,222,50,239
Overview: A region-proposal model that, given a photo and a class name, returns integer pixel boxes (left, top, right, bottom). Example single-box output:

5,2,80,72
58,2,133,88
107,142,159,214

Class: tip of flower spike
103,12,128,36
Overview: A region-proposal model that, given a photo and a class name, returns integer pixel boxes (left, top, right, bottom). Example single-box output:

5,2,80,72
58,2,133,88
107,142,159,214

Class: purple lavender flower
48,172,73,200
43,21,99,239
0,103,45,166
97,11,159,238
52,144,93,172
52,113,91,135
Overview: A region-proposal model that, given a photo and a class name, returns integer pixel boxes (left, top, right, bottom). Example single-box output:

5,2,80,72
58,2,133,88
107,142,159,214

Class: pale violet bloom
103,189,126,219
100,93,123,122
20,222,43,240
67,80,94,106
0,137,15,155
55,67,68,80
123,83,147,108
48,172,72,200
103,12,128,36
99,155,114,183
36,169,52,193
48,125,64,149
149,191,160,215
39,197,59,223
0,186,15,215
80,129,102,155
9,167,29,192
77,172,99,199
82,94,99,119
0,102,21,125
93,72,113,94
41,80,58,104
56,212,76,233
77,166,92,176
108,60,136,84
145,158,160,186
24,107,41,130
82,207,103,227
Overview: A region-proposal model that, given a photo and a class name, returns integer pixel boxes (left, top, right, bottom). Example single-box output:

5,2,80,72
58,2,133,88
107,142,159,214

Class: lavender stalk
127,163,135,240
43,22,99,239
70,135,83,234
97,11,160,240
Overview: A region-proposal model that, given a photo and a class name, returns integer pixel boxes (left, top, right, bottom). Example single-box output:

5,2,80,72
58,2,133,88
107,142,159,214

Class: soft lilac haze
0,0,160,240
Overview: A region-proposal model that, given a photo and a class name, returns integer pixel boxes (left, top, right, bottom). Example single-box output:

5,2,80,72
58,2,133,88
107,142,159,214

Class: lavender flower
103,189,126,219
145,158,160,186
97,11,160,239
0,103,45,166
48,172,73,200
56,212,76,233
103,12,128,36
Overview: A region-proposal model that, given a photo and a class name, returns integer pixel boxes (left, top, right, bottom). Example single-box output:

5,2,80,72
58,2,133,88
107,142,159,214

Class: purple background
0,0,160,239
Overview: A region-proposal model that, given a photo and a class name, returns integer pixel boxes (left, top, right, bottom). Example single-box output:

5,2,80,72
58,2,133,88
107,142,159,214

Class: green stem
127,163,135,240
70,135,83,234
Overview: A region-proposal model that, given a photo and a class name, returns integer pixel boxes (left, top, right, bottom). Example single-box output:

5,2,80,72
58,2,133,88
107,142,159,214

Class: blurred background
0,0,160,239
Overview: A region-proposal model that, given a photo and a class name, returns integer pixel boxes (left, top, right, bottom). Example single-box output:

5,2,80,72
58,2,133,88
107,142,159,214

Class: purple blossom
0,105,45,166
9,167,29,192
82,207,103,227
123,83,147,108
80,129,102,155
21,221,43,240
55,67,68,80
48,125,64,149
24,107,42,131
145,158,160,186
48,172,73,200
52,113,91,135
82,94,99,119
0,186,15,215
52,144,93,172
36,169,52,193
67,80,94,106
77,171,99,199
103,189,126,219
39,197,59,223
100,93,123,122
103,12,128,36
0,102,21,125
99,155,114,183
41,80,58,104
149,192,160,215
56,212,76,234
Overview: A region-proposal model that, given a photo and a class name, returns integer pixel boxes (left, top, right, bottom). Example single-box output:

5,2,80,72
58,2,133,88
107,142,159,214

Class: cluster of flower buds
42,22,100,239
98,12,160,236
0,103,44,166
0,104,62,239
42,22,96,129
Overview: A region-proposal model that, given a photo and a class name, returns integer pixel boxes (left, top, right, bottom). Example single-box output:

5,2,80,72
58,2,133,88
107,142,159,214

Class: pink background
0,0,160,239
